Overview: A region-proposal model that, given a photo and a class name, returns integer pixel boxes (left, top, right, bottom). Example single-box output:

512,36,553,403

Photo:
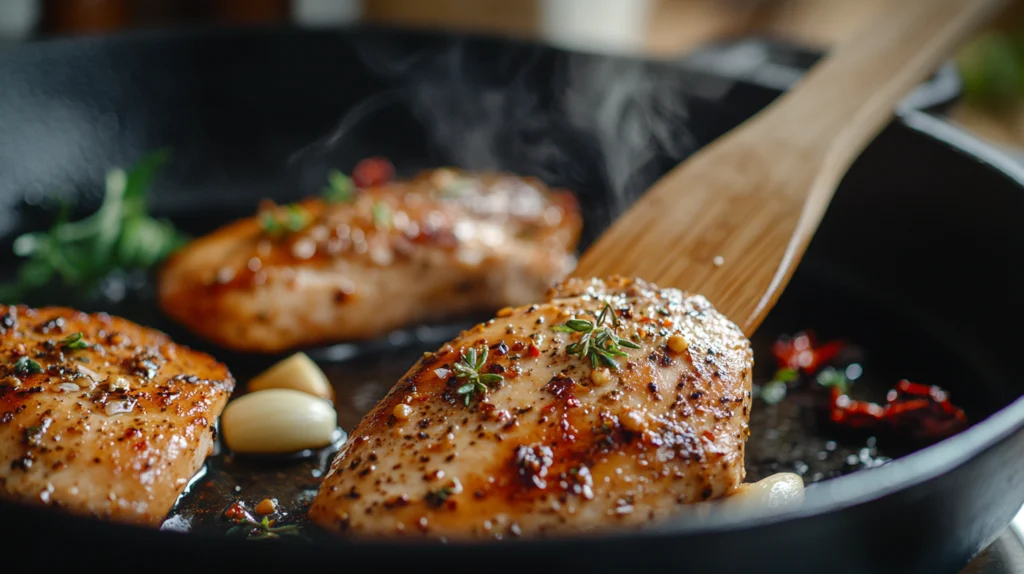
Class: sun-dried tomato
827,380,967,441
882,379,968,440
772,331,845,374
828,388,884,429
352,157,395,188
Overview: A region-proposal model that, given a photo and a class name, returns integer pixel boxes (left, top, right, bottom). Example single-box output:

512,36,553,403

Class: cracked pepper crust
0,305,234,526
158,168,582,353
308,276,753,539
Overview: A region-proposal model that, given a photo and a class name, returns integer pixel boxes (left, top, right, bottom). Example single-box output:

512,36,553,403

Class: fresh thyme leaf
260,203,309,236
322,170,355,203
372,202,391,229
554,303,638,369
226,513,306,541
14,356,42,376
478,373,504,385
286,204,307,232
259,211,281,234
816,367,850,394
772,367,799,384
59,332,89,350
425,486,454,507
452,345,503,405
0,149,188,303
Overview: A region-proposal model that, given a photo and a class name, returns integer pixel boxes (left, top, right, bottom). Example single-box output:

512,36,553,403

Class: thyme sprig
322,169,355,203
553,303,640,369
260,203,308,235
453,345,503,405
14,356,42,376
59,332,89,350
425,485,455,507
0,150,188,303
225,515,307,542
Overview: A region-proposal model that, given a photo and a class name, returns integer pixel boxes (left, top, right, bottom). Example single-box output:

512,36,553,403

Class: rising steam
292,31,704,241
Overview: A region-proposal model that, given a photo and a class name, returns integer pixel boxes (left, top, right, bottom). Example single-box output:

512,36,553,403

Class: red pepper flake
883,379,968,440
828,380,967,441
352,157,395,188
702,430,716,442
828,388,885,429
224,500,252,523
772,331,845,374
528,343,541,358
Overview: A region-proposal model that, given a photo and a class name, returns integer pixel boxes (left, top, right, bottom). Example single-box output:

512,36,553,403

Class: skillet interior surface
1,26,1024,574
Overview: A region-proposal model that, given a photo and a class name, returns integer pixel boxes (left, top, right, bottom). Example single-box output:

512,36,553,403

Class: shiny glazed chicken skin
309,276,753,539
158,168,582,353
0,306,234,526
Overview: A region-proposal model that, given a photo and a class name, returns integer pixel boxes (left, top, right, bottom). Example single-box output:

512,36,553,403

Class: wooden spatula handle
572,0,1006,336
760,0,1006,157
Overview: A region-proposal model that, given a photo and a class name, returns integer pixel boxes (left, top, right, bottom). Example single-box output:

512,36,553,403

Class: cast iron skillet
1,26,1023,574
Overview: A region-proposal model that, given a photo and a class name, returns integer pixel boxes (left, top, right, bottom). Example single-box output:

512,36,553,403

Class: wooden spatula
572,0,1006,337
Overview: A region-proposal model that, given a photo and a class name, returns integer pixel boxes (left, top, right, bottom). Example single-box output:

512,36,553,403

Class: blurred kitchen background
0,0,1022,151
2,0,1024,153
3,0,1024,153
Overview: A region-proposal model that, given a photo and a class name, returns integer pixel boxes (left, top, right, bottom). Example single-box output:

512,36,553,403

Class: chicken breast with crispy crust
308,276,753,539
158,168,582,353
0,305,234,526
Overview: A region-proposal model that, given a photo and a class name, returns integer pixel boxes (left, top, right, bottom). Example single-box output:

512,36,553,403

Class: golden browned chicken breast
158,168,582,353
308,276,753,539
0,305,233,526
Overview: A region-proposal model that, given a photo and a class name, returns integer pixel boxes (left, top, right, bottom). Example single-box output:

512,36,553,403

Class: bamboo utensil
572,0,1007,336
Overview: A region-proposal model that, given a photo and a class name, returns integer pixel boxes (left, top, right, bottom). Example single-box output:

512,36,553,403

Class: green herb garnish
453,345,503,405
322,170,355,203
59,332,89,350
14,356,42,376
260,211,281,234
372,201,391,229
286,204,307,231
260,203,309,236
772,367,799,384
552,303,640,369
0,150,187,303
425,486,454,507
225,515,306,542
816,367,850,394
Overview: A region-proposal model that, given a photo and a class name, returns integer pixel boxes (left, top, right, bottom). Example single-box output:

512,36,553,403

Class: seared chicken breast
309,276,753,539
0,306,233,526
159,169,582,353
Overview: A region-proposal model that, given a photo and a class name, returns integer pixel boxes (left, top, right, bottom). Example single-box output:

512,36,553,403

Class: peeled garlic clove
222,389,337,454
247,352,333,401
726,472,805,509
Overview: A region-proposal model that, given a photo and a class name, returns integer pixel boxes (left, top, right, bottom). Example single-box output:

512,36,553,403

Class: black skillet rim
0,25,1022,548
